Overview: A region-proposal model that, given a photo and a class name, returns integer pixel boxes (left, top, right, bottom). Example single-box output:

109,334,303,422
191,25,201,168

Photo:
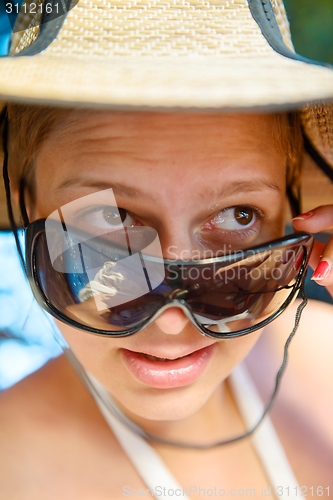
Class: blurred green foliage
284,0,333,64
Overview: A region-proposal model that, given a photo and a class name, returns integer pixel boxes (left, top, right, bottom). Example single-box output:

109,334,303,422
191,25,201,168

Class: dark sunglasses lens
32,221,310,337
181,244,307,334
33,227,168,333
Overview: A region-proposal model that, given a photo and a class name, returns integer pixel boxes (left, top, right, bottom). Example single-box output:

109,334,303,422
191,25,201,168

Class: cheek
213,331,263,374
55,320,121,378
28,190,53,221
257,196,287,244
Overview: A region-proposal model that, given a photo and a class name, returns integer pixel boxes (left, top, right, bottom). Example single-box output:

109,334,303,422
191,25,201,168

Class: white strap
84,360,299,500
91,377,189,499
229,364,300,500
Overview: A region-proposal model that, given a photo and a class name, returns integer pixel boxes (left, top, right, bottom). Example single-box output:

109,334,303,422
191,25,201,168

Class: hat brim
0,0,333,229
1,54,333,110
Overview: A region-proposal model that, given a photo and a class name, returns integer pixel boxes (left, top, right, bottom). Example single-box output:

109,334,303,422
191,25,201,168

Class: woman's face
32,112,287,422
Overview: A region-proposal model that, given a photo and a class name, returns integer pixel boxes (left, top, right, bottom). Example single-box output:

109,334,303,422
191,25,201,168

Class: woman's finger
307,240,325,271
292,205,333,233
293,205,333,297
311,235,333,280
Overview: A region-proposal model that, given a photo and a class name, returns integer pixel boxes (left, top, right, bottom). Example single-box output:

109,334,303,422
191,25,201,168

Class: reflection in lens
36,229,167,332
188,247,302,333
34,225,310,336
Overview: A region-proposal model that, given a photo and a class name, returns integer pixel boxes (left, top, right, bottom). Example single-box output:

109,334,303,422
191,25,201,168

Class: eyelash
71,205,136,229
72,204,265,236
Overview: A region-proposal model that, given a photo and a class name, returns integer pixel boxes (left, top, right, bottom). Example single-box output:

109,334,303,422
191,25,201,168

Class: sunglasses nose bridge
145,299,201,332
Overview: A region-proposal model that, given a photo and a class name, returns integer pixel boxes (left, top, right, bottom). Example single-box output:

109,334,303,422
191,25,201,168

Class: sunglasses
25,216,313,339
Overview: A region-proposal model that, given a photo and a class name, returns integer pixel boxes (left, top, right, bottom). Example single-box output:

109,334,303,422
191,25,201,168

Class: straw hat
0,0,333,228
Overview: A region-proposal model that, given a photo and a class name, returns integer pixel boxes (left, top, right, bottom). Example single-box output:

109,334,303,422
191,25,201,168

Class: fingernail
292,211,313,221
311,259,331,281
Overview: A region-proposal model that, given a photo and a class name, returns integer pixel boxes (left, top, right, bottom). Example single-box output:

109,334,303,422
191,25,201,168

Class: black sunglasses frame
25,219,313,339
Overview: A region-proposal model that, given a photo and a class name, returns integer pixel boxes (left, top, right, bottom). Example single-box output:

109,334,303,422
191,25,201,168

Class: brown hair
7,105,75,205
6,104,303,216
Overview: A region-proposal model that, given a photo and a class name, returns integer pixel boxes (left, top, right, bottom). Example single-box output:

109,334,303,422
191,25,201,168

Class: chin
110,373,225,426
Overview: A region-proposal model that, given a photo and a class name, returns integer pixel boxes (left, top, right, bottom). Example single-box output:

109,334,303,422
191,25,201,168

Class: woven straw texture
0,0,332,110
10,0,282,57
301,104,333,166
3,0,333,165
8,0,293,57
0,0,332,228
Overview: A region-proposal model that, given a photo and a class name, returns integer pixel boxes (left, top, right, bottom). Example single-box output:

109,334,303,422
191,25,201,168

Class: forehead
47,110,280,142
40,111,285,167
34,112,287,214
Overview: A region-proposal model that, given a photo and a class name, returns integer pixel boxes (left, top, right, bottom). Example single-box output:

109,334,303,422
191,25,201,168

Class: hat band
248,0,330,69
8,0,330,73
10,0,74,57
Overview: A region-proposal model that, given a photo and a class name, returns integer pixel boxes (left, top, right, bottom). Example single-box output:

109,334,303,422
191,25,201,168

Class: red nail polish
311,260,331,280
292,211,313,221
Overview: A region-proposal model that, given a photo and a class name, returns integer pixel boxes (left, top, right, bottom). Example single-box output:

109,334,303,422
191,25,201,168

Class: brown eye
213,206,258,231
102,207,127,225
81,206,135,229
234,207,254,226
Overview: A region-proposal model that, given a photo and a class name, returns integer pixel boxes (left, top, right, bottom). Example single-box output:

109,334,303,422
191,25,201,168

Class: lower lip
120,344,216,389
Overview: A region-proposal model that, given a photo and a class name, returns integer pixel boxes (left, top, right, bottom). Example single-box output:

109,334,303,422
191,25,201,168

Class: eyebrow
56,176,281,202
56,178,151,200
203,178,282,200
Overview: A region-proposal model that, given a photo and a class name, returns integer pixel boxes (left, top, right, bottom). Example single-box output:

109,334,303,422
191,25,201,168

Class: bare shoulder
248,298,333,489
0,356,70,496
0,354,85,428
0,355,133,499
0,356,86,469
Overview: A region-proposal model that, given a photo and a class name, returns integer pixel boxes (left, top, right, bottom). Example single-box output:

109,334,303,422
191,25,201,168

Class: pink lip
120,344,216,389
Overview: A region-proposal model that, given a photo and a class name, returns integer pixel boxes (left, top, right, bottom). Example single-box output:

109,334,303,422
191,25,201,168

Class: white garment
77,361,300,500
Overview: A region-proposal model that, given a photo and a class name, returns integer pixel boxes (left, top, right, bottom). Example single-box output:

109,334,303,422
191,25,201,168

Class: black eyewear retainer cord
1,106,311,448
1,106,26,271
65,281,308,450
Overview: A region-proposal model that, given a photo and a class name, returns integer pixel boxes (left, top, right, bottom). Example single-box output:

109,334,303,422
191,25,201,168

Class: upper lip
122,343,216,360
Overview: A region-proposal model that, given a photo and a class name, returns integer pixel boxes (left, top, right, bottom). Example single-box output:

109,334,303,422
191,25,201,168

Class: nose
153,306,191,335
157,224,199,261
